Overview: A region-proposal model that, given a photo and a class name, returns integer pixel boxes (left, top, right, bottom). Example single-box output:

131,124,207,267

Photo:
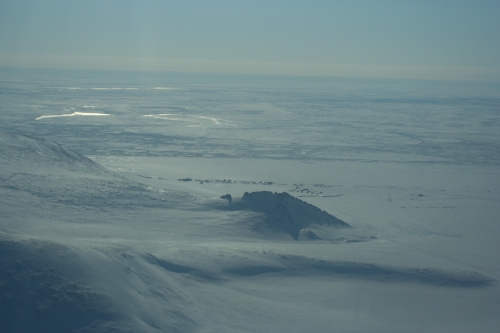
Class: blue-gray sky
1,0,499,80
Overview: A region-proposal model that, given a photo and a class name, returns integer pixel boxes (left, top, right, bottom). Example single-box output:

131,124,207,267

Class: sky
0,0,499,81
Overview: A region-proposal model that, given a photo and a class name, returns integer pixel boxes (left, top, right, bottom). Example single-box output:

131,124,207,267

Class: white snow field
1,69,499,332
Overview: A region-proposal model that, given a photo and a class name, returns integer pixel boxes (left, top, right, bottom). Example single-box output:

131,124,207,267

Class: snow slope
0,131,109,175
1,133,498,333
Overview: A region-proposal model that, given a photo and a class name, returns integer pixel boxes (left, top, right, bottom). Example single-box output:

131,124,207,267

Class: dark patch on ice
220,194,232,205
228,191,350,240
178,177,274,186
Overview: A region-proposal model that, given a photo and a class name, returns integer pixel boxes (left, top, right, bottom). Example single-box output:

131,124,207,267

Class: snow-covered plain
1,68,499,332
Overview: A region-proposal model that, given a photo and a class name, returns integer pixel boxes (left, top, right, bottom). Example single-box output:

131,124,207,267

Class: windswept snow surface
1,69,499,332
36,111,110,120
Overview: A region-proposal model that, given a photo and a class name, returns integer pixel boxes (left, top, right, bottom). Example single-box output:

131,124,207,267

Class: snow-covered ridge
0,132,193,212
0,131,109,175
234,191,350,240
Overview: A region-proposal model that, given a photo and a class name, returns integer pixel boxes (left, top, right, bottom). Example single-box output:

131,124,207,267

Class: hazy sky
1,0,499,80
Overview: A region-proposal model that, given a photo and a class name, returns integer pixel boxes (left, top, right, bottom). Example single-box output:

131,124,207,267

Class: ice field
1,68,499,332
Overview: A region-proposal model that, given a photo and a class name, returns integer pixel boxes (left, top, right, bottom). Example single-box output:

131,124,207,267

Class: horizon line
1,53,500,83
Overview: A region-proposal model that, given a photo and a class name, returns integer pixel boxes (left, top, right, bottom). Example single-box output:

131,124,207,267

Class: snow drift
0,235,196,333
